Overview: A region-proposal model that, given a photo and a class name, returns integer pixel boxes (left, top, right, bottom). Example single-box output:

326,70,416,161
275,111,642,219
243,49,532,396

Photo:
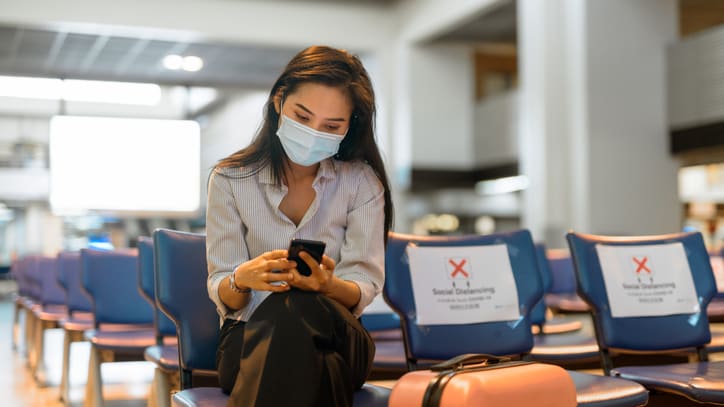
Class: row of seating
10,228,724,406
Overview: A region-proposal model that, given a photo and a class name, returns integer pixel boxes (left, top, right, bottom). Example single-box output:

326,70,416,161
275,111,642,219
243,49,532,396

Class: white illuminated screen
49,116,201,216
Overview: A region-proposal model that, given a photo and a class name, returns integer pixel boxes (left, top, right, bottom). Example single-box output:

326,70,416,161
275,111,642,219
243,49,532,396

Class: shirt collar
257,158,338,185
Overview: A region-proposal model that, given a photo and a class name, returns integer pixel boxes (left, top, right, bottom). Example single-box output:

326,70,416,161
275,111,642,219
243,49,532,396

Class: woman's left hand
288,252,337,294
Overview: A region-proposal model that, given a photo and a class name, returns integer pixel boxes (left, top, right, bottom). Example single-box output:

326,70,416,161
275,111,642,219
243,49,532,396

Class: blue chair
568,230,724,405
531,243,584,334
545,249,591,313
152,228,391,407
137,236,179,407
81,248,156,407
527,244,601,370
360,303,406,380
707,251,724,323
56,250,94,406
385,230,649,407
11,256,34,354
30,255,68,384
19,256,42,367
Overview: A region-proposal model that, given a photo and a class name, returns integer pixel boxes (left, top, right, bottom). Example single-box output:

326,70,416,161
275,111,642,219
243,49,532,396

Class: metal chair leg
12,300,22,351
150,368,172,407
84,345,104,407
60,329,72,405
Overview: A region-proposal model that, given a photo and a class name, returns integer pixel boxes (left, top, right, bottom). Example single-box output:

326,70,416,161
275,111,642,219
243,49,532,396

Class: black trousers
217,290,375,407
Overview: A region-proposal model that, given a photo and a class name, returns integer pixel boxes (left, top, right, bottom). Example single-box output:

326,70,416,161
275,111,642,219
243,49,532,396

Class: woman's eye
295,113,309,122
325,125,340,131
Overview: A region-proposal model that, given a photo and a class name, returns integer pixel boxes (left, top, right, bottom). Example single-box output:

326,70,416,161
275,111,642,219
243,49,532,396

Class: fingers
320,255,335,270
298,251,322,269
261,249,288,260
265,271,294,282
265,282,292,292
265,258,296,272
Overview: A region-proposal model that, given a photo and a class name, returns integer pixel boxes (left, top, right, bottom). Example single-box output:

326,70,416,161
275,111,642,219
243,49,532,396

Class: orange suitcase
389,354,577,407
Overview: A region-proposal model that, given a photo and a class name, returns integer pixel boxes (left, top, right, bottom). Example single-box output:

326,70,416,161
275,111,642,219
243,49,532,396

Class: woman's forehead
286,83,353,117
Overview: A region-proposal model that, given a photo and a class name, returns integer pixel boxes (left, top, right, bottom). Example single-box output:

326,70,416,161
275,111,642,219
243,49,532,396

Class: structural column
518,0,680,247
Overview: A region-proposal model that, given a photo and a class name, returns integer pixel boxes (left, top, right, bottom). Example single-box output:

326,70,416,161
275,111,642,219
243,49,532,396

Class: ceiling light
0,76,160,105
182,56,204,72
63,80,161,105
163,54,184,70
0,76,63,99
162,54,204,72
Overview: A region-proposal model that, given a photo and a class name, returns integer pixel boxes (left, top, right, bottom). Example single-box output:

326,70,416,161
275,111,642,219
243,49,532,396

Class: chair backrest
547,249,577,294
24,255,44,301
384,229,543,366
153,228,217,384
137,236,177,340
566,231,715,352
81,248,154,327
12,256,32,298
530,243,554,326
57,251,92,315
37,255,66,306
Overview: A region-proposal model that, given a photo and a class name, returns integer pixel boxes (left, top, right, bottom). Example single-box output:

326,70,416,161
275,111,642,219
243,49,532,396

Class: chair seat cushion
63,320,94,331
569,371,649,407
529,333,600,362
61,315,95,331
373,340,406,368
707,298,724,322
145,344,180,372
613,361,724,404
172,387,227,407
172,384,391,407
532,317,583,335
84,328,156,352
705,324,724,353
35,304,68,321
545,293,591,313
369,328,403,341
353,383,392,406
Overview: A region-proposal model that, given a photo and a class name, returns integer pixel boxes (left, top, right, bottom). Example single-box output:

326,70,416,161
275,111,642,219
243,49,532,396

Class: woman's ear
273,92,282,115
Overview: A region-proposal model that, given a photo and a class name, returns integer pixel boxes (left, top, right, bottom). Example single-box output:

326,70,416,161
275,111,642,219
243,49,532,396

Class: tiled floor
0,281,155,407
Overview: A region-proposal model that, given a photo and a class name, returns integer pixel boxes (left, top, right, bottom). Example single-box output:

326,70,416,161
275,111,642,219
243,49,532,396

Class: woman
206,45,393,407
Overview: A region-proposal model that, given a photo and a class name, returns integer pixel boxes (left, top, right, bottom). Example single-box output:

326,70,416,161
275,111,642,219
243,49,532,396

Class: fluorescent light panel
49,115,200,216
0,76,161,106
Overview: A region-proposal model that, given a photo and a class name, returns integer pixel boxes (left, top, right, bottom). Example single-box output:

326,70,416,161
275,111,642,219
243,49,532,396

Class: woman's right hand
233,249,296,292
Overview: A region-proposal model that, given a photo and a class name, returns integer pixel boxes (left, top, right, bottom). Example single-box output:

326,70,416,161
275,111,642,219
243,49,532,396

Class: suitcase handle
430,353,511,371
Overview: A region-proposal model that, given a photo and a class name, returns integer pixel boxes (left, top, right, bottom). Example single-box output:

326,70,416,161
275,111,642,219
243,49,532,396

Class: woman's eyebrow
295,103,346,122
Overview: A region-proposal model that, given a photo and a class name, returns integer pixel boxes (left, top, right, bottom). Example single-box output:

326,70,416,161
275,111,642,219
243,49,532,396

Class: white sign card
596,243,700,318
406,244,521,325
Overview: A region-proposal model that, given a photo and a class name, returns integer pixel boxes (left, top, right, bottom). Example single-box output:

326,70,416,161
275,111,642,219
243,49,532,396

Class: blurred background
1,0,724,270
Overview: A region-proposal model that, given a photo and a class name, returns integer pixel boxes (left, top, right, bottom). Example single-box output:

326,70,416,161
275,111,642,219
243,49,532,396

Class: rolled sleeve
335,165,385,317
206,170,251,319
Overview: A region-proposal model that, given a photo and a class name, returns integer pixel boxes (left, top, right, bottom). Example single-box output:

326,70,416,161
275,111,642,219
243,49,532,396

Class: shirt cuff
344,278,376,318
208,272,234,319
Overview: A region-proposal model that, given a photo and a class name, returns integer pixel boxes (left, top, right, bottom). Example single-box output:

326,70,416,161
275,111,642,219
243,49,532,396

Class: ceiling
0,23,302,89
0,1,517,90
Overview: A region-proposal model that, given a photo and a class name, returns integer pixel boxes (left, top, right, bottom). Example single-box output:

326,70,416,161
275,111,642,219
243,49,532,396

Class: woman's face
276,83,353,136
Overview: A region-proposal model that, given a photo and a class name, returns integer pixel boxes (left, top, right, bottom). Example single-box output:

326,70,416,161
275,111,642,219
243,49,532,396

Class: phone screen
288,239,326,277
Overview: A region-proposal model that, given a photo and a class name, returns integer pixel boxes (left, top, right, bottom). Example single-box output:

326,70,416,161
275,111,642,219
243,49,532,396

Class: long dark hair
215,45,393,240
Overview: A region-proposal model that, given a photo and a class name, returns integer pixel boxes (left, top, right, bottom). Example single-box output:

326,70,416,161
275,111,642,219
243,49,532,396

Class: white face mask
276,114,345,166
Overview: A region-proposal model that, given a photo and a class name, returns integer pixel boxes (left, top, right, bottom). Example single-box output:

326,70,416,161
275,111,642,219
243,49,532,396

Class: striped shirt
206,158,385,322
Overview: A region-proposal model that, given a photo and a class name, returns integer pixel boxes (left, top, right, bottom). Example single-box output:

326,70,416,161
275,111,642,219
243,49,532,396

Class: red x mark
633,256,651,274
449,259,469,278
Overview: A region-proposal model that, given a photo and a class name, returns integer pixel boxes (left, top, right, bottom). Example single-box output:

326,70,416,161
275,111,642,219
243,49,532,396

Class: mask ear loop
276,94,286,130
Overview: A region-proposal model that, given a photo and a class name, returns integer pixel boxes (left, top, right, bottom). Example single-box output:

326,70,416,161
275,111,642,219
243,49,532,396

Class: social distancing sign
406,244,520,325
596,243,700,318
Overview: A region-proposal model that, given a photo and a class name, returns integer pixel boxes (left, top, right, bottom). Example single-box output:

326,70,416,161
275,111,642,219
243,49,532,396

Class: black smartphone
288,238,326,277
